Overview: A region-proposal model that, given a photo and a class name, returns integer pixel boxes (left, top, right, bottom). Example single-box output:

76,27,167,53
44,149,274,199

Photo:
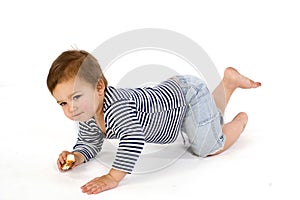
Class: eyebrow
56,91,80,104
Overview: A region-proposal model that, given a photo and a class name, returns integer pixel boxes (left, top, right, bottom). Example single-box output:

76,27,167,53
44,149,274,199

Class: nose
67,103,77,114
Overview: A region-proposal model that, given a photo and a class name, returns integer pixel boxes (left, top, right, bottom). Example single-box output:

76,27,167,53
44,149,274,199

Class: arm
73,119,105,162
80,126,144,195
57,119,104,171
80,128,144,195
107,100,146,173
81,100,145,194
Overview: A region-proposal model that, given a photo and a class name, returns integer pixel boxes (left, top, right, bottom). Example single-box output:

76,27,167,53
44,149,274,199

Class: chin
77,115,94,122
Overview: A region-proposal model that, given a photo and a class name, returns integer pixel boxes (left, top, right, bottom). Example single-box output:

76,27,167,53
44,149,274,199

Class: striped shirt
73,78,187,173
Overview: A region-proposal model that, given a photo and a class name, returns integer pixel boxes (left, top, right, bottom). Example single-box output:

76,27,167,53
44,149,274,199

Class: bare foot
222,112,248,146
231,112,248,132
210,112,248,156
223,67,261,90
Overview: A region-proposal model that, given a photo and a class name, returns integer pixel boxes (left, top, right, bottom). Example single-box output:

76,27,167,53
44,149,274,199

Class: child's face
52,78,104,122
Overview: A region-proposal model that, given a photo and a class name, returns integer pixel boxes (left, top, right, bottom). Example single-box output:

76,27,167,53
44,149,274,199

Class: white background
0,0,299,199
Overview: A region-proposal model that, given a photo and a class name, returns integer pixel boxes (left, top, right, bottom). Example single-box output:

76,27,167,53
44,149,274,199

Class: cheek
93,94,103,111
80,97,98,113
62,107,73,120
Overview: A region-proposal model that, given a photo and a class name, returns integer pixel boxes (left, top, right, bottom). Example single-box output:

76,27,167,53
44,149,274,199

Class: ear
96,78,105,96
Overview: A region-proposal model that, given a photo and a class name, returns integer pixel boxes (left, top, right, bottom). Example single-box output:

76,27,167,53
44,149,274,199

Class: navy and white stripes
73,78,187,173
73,119,104,162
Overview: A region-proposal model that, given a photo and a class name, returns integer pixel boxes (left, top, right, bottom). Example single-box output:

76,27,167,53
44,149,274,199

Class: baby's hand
57,151,85,172
81,169,127,194
81,175,119,195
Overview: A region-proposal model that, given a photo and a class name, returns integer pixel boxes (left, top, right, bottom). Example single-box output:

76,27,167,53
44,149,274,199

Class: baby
47,50,261,195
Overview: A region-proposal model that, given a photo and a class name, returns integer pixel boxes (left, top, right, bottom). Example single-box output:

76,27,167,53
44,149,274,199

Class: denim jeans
172,75,226,157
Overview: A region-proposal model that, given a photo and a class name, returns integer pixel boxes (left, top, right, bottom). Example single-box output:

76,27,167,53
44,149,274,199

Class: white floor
1,65,298,200
1,1,300,199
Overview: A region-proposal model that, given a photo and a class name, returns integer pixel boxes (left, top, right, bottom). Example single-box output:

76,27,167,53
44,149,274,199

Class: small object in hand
62,154,75,171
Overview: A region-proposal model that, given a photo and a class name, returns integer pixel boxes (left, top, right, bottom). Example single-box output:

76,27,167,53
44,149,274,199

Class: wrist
72,151,85,164
109,168,127,182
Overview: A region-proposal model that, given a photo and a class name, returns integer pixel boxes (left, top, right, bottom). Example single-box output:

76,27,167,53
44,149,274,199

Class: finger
87,185,101,195
81,183,93,194
61,151,68,159
59,151,69,164
82,183,104,195
57,151,69,171
81,181,93,192
81,179,99,191
81,177,96,188
58,156,65,165
92,186,105,194
57,159,63,171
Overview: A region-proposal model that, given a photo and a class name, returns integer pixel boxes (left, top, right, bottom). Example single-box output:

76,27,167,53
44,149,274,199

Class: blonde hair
47,50,107,94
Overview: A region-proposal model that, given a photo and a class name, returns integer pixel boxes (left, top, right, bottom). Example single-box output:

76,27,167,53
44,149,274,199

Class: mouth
72,112,83,118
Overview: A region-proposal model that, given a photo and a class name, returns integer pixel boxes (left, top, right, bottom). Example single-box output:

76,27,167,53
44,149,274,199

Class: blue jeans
172,75,226,157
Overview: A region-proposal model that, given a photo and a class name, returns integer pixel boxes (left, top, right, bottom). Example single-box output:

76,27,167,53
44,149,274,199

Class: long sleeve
73,118,104,162
105,100,145,173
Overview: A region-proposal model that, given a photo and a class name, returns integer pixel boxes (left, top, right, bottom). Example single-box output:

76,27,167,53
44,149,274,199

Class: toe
252,81,262,88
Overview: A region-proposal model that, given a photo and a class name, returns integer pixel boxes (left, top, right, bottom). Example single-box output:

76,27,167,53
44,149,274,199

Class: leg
210,112,248,156
212,67,261,114
210,67,261,156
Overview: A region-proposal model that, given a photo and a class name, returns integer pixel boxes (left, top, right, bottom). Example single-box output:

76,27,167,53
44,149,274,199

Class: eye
73,95,81,101
60,102,67,107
